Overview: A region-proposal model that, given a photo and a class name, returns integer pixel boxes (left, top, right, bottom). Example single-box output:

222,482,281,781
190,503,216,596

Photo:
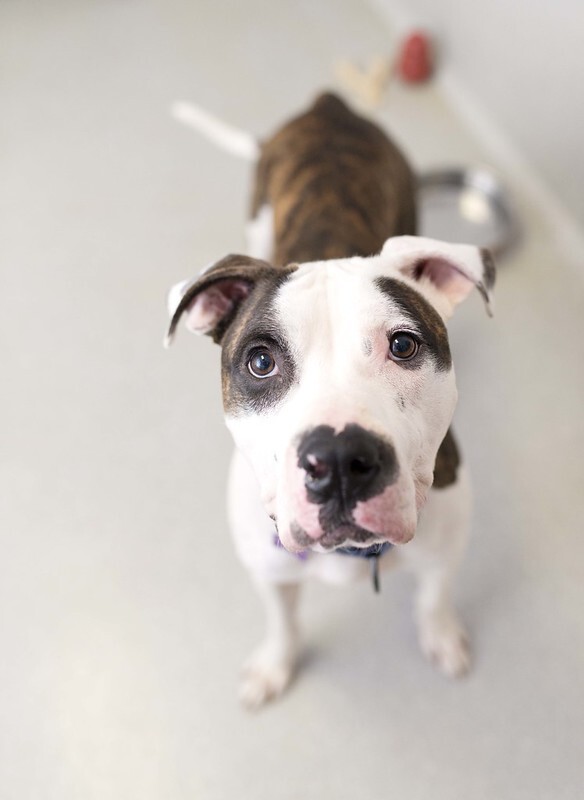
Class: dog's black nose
298,424,397,507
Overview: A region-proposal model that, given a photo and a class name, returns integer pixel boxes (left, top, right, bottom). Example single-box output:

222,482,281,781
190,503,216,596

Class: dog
165,92,495,709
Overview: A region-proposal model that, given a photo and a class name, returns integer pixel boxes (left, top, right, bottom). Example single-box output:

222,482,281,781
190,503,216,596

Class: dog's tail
171,100,260,162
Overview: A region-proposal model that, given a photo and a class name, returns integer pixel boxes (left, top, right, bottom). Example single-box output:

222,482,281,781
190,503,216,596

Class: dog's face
166,236,494,553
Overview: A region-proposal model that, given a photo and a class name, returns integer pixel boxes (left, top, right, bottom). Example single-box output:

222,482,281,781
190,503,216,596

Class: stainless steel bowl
417,167,518,257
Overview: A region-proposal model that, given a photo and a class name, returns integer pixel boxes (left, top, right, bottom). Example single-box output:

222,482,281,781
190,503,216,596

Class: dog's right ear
164,254,274,347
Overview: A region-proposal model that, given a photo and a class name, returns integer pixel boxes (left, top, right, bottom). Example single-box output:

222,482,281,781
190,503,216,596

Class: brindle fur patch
251,92,417,265
375,277,452,371
433,428,460,488
220,268,297,415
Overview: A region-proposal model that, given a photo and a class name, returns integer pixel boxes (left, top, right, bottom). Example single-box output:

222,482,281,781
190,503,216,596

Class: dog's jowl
166,93,495,708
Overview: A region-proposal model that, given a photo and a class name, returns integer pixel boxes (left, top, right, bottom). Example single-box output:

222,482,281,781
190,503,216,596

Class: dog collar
273,535,392,593
336,542,393,593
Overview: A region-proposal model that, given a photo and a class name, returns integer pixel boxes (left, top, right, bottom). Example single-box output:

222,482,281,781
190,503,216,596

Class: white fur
400,467,472,677
171,100,260,161
239,580,300,709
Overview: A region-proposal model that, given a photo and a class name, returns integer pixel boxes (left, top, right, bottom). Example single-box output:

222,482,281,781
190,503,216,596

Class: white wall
372,0,584,229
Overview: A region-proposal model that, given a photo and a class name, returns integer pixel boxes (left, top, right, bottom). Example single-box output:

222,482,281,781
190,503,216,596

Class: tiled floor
1,1,583,798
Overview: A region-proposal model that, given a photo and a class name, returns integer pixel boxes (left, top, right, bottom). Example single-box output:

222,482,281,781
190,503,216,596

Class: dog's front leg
413,563,471,678
240,579,300,709
402,470,472,678
227,449,304,707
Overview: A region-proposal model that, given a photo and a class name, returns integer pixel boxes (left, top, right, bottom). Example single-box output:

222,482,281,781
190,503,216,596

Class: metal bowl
417,167,518,257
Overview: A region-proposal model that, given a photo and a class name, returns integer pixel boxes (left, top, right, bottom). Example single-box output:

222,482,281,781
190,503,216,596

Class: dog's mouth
335,541,392,558
290,520,390,553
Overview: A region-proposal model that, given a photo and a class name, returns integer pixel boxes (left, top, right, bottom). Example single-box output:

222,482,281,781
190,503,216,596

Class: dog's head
166,237,494,553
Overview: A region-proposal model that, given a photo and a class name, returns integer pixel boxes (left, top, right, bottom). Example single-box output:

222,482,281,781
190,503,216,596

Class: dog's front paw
418,613,471,678
239,645,295,710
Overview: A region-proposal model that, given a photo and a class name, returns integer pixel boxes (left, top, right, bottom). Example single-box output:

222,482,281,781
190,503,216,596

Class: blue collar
336,542,393,558
336,542,392,592
273,534,391,593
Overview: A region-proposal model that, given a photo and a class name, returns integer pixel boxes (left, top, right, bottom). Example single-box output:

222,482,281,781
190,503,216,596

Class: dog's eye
248,349,279,378
389,332,419,361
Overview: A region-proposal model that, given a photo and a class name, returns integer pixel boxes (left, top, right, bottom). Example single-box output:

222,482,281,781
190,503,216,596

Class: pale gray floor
2,2,584,799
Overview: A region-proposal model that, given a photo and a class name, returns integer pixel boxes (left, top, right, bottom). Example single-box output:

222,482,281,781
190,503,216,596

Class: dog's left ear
380,236,496,317
164,254,275,346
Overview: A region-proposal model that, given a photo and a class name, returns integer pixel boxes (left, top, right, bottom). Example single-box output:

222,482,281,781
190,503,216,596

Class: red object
398,31,434,83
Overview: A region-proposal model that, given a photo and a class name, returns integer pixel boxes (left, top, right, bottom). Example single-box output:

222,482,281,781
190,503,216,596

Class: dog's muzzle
297,424,398,509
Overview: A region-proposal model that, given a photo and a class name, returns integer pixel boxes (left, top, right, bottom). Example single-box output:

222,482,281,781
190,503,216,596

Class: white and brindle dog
165,93,495,708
